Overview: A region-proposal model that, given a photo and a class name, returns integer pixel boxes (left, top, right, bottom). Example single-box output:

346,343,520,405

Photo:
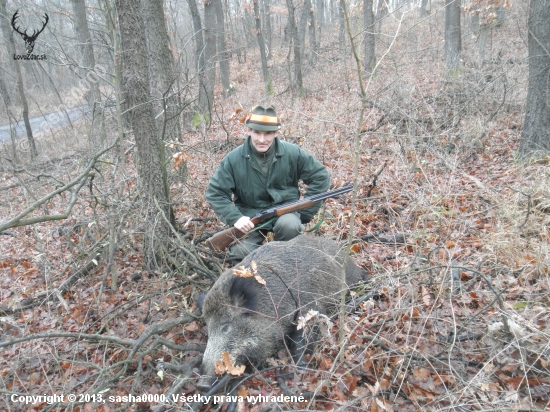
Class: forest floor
1,6,549,412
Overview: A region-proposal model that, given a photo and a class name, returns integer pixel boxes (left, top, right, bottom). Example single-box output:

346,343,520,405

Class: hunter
206,105,330,259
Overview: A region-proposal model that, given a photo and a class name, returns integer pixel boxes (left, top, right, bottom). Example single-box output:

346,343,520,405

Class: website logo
11,10,48,60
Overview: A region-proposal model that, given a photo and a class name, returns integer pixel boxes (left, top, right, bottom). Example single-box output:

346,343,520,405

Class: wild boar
197,235,367,390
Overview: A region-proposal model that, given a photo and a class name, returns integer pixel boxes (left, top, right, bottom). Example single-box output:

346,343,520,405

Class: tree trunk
253,0,272,93
71,0,104,150
140,0,182,143
519,0,550,159
444,0,461,76
308,0,317,64
363,0,375,73
477,23,489,68
186,0,208,114
286,0,303,94
0,76,11,107
376,0,388,35
263,0,273,56
0,0,37,160
419,0,430,18
117,0,171,268
316,0,324,47
338,0,346,52
203,0,217,119
298,0,310,59
214,0,231,97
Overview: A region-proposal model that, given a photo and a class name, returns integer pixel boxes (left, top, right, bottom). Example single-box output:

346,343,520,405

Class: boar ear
229,277,257,312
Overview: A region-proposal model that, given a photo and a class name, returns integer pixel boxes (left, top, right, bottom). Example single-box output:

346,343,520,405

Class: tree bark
186,0,208,114
214,0,231,97
376,0,388,35
253,0,272,93
308,0,317,64
0,73,11,106
444,0,461,75
203,0,217,118
316,0,324,48
363,0,375,73
263,0,273,56
519,0,550,159
71,0,104,150
298,0,310,58
140,0,182,143
286,0,303,94
419,0,430,18
0,0,37,160
117,0,171,268
338,0,346,52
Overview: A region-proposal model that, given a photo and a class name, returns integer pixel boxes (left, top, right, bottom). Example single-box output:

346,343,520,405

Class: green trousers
227,212,302,261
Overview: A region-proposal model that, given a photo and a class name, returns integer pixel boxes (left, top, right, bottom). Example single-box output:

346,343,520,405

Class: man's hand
234,216,255,233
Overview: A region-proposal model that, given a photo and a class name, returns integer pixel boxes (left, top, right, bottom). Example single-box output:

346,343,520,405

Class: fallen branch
0,143,115,232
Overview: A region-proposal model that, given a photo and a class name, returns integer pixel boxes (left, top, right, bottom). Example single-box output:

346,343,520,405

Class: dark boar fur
197,235,367,390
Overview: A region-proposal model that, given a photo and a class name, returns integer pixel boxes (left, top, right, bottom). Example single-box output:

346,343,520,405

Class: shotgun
206,185,353,252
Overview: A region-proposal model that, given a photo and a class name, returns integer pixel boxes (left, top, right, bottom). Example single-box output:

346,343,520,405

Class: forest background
0,0,549,411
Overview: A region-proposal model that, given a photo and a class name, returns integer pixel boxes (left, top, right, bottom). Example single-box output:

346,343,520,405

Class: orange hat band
248,113,279,125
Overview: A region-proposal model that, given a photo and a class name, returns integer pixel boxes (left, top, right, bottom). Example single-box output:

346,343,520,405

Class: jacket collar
241,136,285,158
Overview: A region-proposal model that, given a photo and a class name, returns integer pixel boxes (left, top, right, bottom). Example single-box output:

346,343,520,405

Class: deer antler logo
11,10,49,55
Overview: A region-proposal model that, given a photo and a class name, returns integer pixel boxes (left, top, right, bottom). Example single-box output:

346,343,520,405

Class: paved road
0,105,89,143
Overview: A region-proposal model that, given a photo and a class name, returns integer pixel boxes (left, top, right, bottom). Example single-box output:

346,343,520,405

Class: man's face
250,130,277,153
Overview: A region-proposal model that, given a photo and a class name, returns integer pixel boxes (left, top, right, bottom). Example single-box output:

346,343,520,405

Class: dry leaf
297,309,319,330
228,108,243,122
421,285,432,307
412,367,431,382
172,152,189,171
233,266,253,278
214,352,246,376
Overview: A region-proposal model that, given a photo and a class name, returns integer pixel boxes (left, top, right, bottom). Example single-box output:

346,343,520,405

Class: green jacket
206,137,330,227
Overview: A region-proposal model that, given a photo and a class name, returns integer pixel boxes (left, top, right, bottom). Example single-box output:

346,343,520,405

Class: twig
0,143,115,232
0,331,134,349
366,161,388,198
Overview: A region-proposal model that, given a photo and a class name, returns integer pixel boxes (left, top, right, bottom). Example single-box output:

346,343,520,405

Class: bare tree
338,0,346,51
316,0,324,48
445,0,461,75
140,0,182,143
298,0,310,57
364,0,375,73
0,70,11,106
187,0,208,114
253,0,272,93
308,0,317,64
71,0,104,149
420,0,430,18
117,0,171,268
286,0,304,94
203,0,217,118
0,0,37,160
519,0,550,158
263,0,273,56
214,0,231,97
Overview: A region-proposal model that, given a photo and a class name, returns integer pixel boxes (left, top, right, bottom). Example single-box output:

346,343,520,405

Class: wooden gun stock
206,200,316,253
206,185,353,253
206,217,259,253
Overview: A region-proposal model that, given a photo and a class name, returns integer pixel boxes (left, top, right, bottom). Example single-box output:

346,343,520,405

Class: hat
246,105,281,132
